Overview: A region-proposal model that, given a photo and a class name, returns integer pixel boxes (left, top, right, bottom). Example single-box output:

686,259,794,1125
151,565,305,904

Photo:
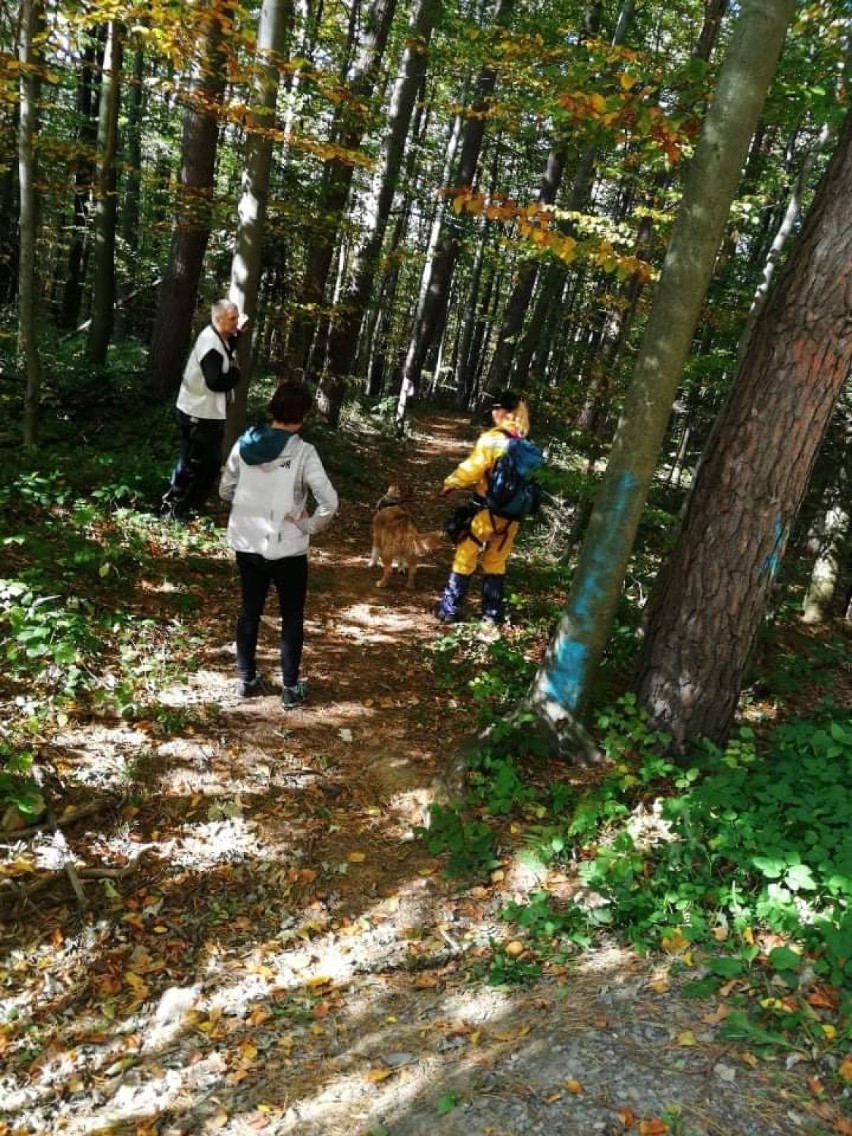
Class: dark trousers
167,410,225,514
235,552,308,688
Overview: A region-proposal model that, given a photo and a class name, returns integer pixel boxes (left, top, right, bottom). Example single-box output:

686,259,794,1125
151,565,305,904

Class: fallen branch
2,798,115,842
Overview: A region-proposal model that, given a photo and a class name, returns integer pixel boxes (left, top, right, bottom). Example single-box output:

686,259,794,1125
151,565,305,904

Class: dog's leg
368,544,380,568
406,560,418,589
377,559,393,588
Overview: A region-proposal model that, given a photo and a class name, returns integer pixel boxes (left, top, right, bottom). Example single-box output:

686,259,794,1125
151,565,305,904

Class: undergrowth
421,594,852,1079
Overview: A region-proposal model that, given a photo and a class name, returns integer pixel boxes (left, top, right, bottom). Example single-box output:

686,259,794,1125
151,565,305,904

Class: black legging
235,552,308,687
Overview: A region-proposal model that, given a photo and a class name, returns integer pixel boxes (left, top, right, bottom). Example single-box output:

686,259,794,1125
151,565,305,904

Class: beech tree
395,0,515,432
18,0,44,446
146,5,234,399
88,18,123,364
635,108,852,748
226,0,291,444
524,0,797,760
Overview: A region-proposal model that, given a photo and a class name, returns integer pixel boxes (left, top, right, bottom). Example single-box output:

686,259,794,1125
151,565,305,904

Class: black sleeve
200,348,240,392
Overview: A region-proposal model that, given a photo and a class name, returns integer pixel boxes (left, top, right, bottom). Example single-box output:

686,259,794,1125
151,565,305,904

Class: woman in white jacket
219,382,339,709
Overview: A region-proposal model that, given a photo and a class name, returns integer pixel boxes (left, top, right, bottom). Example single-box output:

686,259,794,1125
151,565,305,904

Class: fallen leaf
618,1106,636,1128
366,1068,395,1083
839,1056,852,1083
638,1120,669,1136
348,852,366,863
564,1078,583,1094
676,1030,697,1047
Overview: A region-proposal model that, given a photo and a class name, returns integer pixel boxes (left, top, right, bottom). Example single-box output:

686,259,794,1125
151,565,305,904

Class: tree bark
396,0,515,432
61,30,101,330
87,19,123,365
18,0,45,447
226,0,292,447
146,6,233,398
525,0,797,759
635,108,852,747
323,0,440,415
288,0,399,393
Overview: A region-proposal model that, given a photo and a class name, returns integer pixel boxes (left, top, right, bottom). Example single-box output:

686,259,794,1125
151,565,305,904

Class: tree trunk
146,6,232,398
61,31,100,330
226,0,292,447
396,0,515,432
525,0,797,759
323,0,440,413
635,107,852,747
18,0,44,447
87,19,123,365
288,0,399,394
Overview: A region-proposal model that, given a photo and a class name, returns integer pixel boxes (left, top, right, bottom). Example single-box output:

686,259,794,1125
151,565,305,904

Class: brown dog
369,483,443,589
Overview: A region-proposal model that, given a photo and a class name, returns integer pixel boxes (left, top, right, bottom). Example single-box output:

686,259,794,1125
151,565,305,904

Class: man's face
216,307,240,336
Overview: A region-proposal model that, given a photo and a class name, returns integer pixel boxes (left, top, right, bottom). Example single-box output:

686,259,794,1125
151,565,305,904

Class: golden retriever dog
369,483,443,589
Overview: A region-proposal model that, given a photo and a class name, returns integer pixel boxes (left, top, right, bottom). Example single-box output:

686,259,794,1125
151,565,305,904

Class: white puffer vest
176,325,233,421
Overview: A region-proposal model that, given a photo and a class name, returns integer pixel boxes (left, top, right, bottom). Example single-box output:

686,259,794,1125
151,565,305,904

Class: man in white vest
161,299,248,519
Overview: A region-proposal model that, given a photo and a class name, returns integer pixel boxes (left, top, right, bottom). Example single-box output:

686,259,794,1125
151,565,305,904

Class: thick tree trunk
525,0,797,759
635,108,852,747
88,20,123,365
146,7,232,398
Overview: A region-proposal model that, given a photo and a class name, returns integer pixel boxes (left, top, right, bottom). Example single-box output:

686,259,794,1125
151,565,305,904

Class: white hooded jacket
219,429,338,560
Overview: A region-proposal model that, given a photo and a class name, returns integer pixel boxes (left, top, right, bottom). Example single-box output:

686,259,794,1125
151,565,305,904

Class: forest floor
1,411,846,1136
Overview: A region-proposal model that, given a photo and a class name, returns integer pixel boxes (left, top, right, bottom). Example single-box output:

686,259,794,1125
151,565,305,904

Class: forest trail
1,413,827,1136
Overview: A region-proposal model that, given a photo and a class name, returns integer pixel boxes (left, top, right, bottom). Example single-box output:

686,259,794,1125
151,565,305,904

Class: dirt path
1,413,834,1136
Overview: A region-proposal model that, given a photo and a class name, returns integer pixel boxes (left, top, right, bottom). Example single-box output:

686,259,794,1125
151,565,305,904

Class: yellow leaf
306,976,333,988
241,1043,258,1062
676,1030,697,1047
649,978,670,994
742,926,755,945
125,972,148,992
348,852,366,862
366,1068,395,1082
565,1078,583,1094
821,1024,836,1040
839,1055,852,1083
504,941,525,957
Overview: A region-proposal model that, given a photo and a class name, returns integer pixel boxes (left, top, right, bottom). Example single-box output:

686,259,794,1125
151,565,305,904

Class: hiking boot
236,673,268,698
281,680,309,710
432,603,463,624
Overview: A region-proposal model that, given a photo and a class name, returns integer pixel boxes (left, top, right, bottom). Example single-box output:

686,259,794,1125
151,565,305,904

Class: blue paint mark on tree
761,517,786,580
538,469,642,711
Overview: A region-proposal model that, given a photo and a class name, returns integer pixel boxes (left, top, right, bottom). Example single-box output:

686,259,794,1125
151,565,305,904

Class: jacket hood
239,426,296,466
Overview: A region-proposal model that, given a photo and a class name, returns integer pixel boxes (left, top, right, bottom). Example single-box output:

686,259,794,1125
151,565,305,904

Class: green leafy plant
416,803,500,877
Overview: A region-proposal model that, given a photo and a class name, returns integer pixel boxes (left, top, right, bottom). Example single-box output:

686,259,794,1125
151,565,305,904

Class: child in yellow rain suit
435,390,530,626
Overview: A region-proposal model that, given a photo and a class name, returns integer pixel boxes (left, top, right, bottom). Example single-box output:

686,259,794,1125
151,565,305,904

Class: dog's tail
415,531,445,557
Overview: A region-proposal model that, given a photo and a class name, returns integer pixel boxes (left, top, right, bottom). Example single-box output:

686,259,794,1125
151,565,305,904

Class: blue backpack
486,435,544,520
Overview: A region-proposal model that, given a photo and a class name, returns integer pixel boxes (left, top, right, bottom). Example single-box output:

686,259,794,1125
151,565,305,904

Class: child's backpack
486,435,544,520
